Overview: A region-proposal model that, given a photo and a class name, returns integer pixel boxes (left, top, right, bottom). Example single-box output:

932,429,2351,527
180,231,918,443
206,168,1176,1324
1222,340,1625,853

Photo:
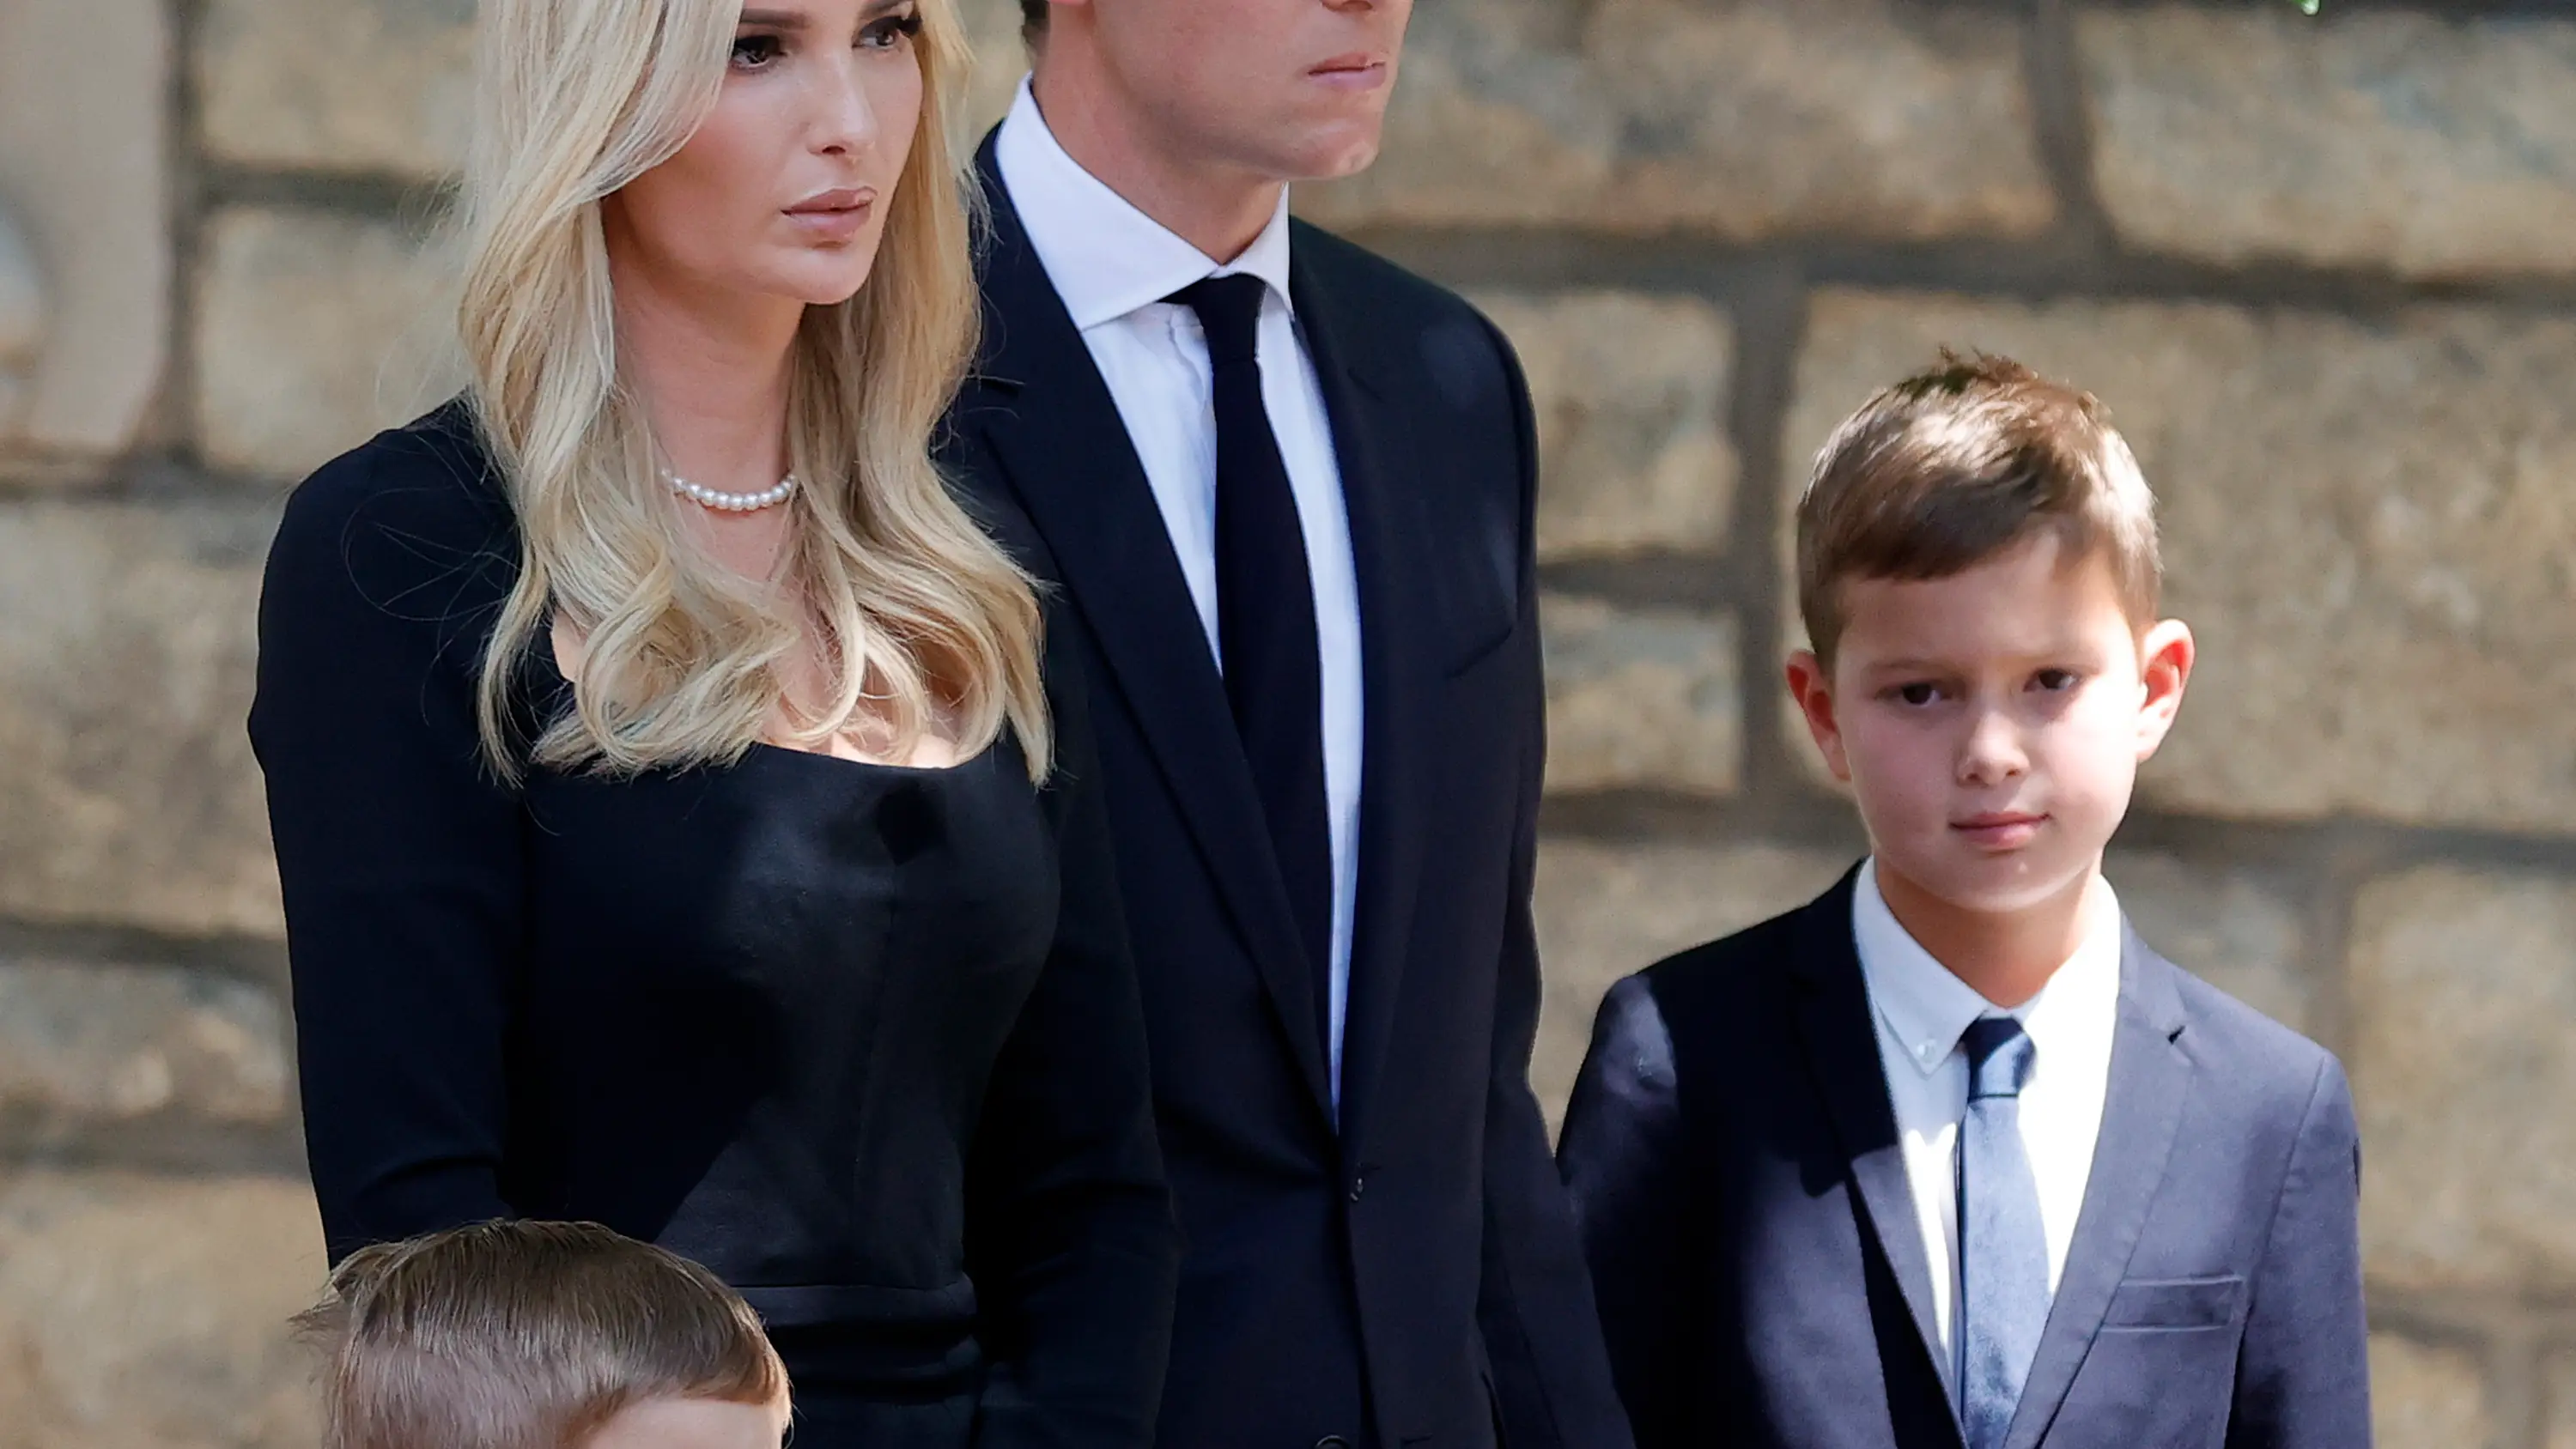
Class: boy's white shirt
1850,858,2123,1379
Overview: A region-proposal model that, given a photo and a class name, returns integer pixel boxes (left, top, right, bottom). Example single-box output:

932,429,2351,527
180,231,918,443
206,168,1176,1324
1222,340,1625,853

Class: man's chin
1263,125,1385,185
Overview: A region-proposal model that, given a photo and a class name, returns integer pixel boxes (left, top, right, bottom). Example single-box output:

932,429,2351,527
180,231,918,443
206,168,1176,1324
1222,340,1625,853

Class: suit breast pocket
2101,1274,2246,1331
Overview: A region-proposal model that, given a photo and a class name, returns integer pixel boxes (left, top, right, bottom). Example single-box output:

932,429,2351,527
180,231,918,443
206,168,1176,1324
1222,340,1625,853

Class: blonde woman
247,1,1178,1443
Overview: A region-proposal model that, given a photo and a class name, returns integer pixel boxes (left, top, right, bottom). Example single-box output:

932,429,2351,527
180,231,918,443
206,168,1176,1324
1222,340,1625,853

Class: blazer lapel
1288,248,1439,1148
963,142,1334,1121
2002,928,2194,1449
1789,871,1956,1414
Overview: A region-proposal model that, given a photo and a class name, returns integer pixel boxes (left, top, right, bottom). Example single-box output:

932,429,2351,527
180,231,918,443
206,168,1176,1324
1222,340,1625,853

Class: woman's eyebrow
736,9,810,29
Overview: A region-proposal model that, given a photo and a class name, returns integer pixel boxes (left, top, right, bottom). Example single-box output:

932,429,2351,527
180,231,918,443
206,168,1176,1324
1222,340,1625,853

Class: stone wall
0,0,2570,1444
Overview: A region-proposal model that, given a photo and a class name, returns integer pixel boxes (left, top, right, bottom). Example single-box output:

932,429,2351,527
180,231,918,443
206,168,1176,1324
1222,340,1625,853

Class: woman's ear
1784,650,1852,783
2134,618,2196,763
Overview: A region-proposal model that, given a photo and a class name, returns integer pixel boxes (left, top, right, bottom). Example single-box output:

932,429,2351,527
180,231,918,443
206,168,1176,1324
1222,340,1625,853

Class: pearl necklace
661,466,799,513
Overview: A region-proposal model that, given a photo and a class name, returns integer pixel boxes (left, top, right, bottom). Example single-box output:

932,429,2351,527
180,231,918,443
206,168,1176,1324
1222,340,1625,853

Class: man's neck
1874,861,2101,1010
1029,66,1285,264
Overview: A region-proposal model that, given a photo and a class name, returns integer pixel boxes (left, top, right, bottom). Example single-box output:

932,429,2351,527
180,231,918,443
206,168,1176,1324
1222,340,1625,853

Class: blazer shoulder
266,398,521,634
1291,219,1490,330
1291,220,1520,387
1619,899,1829,1053
2156,949,2347,1114
281,400,511,549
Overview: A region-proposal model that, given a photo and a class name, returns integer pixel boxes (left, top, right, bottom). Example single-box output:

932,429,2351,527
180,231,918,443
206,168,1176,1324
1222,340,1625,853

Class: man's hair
1021,0,1047,44
295,1221,788,1449
1795,350,2160,668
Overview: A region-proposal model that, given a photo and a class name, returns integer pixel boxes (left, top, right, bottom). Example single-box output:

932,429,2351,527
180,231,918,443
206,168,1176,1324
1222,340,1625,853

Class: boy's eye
1892,682,1943,707
2032,668,2081,692
860,11,923,49
732,33,785,69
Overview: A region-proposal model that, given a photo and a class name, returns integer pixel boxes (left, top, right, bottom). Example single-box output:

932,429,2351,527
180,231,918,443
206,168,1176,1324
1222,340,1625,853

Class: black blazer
1557,870,2372,1449
939,139,1631,1449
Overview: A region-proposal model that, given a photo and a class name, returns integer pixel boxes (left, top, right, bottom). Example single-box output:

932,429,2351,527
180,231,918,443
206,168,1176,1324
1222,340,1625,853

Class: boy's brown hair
1795,350,2161,668
296,1220,788,1449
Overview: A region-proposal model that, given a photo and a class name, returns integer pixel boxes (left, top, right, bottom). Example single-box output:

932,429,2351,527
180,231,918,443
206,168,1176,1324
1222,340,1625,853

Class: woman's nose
811,55,881,155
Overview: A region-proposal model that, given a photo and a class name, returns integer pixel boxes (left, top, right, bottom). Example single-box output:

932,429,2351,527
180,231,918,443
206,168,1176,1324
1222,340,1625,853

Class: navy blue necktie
1170,276,1334,1044
1959,1016,2047,1449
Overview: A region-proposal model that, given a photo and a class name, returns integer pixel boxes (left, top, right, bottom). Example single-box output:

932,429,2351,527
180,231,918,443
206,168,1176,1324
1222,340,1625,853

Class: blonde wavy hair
456,0,1049,782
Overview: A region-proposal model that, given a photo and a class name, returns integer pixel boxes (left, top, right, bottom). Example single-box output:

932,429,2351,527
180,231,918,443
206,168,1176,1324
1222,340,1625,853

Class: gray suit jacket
1558,867,2370,1449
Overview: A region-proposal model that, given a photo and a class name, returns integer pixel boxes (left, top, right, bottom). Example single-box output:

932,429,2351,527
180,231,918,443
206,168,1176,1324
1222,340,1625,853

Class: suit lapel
1290,246,1438,1148
964,142,1334,1121
1789,872,1956,1416
2002,928,2193,1449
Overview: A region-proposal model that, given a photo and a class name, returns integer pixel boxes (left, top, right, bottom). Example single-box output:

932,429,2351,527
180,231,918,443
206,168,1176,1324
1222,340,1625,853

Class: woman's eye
732,33,785,69
860,12,922,49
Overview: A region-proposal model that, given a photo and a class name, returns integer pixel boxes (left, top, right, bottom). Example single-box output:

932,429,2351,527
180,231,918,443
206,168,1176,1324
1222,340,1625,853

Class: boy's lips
1953,811,2048,849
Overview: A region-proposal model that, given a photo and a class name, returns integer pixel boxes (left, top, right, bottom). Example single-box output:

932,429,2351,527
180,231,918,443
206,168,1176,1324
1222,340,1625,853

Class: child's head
297,1221,789,1449
1786,351,2194,931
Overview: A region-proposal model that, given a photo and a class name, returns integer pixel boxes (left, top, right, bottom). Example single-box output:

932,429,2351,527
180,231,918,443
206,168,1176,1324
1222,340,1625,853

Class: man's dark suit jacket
1557,870,2371,1449
939,139,1632,1449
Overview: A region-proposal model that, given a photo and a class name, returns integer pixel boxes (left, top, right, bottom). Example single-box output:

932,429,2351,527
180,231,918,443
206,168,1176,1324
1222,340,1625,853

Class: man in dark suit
1556,355,2370,1449
937,3,1631,1448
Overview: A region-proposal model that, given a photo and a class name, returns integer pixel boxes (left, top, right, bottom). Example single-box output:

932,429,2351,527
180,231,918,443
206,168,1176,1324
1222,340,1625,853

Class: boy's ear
1784,650,1853,783
2134,619,2195,762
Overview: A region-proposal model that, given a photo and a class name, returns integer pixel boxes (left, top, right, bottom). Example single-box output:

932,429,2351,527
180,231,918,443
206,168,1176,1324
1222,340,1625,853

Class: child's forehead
1834,538,2137,663
583,1397,788,1449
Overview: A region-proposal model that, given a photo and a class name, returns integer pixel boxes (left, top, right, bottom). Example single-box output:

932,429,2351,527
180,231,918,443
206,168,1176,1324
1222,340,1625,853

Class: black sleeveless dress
250,404,1177,1447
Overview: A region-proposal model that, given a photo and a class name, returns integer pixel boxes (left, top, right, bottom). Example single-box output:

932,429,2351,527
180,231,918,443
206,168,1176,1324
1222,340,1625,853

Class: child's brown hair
1795,350,2161,667
296,1220,787,1449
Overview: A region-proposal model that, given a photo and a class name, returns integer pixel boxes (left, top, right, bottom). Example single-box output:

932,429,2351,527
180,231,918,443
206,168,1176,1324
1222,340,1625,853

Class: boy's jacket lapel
2003,933,2195,1449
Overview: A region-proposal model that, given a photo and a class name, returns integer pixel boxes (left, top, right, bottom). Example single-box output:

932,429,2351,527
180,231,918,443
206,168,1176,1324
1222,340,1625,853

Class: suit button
1315,1439,1354,1449
1347,1176,1366,1203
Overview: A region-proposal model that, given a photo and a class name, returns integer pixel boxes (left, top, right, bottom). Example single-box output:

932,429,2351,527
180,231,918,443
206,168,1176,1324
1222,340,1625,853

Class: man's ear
1785,649,1852,783
2134,619,2196,762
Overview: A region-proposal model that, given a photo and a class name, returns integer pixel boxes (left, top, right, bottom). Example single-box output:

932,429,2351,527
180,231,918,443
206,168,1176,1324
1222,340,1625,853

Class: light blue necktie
1959,1016,2047,1449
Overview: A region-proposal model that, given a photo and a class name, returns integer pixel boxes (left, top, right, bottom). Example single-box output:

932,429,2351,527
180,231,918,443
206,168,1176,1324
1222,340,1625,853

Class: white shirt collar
993,75,1296,333
1852,858,2124,1080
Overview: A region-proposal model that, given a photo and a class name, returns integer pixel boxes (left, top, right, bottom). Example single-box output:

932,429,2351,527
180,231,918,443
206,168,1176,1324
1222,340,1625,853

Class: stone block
2348,867,2576,1292
1540,597,1740,798
2370,1333,2492,1449
196,209,462,480
0,1171,323,1449
2542,1345,2576,1449
1475,292,1735,561
2081,6,2576,279
958,0,1032,142
199,0,477,179
1531,841,1849,1129
0,0,171,456
1300,0,2053,241
0,961,289,1147
0,203,36,440
1784,291,2576,835
0,500,280,937
2103,852,2310,1039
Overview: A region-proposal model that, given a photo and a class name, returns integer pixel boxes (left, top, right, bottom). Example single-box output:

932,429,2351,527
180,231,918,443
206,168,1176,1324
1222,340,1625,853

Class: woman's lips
1953,812,2048,850
785,188,874,242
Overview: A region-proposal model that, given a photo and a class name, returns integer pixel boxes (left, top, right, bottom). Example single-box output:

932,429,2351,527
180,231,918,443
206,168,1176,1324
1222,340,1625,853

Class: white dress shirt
995,79,1367,1105
1851,858,2122,1379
